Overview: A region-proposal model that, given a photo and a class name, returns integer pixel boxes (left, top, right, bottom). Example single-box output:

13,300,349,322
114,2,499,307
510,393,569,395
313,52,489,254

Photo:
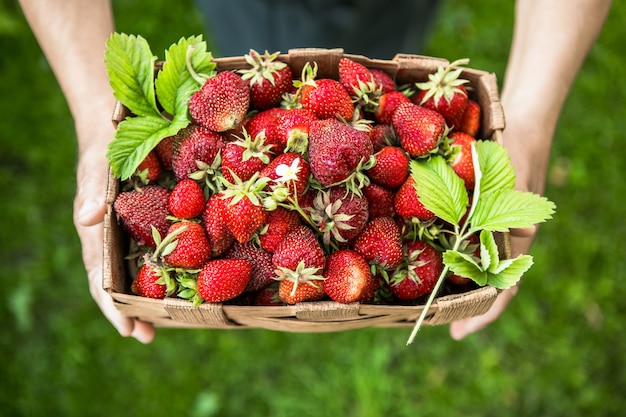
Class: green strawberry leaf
409,156,469,227
486,254,534,289
104,33,159,118
443,250,488,286
479,229,499,272
475,140,516,194
154,35,216,117
469,189,556,233
107,115,189,180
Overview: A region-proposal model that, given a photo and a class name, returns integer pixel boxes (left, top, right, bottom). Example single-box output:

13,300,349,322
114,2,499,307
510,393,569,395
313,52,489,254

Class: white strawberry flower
273,158,301,184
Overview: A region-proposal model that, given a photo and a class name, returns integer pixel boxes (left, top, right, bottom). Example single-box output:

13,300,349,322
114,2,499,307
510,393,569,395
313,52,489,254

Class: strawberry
447,131,477,190
297,63,354,121
197,259,252,303
374,91,410,125
113,185,171,248
221,129,273,184
172,126,225,181
189,70,250,132
368,146,410,189
131,263,167,299
201,193,235,257
253,282,284,306
392,102,447,158
323,249,378,303
274,107,318,154
390,240,443,300
338,57,374,95
258,207,301,253
243,107,287,154
168,179,206,219
276,260,326,304
224,241,276,293
220,173,270,243
458,99,481,137
162,221,211,269
370,68,396,94
413,58,470,129
155,135,175,170
362,183,395,218
238,49,293,110
308,118,373,189
368,123,397,152
308,187,369,246
272,225,326,271
134,150,161,184
259,152,311,198
393,176,435,221
352,216,403,270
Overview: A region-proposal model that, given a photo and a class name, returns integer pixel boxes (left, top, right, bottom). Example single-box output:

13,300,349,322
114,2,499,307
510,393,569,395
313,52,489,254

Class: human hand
73,130,156,344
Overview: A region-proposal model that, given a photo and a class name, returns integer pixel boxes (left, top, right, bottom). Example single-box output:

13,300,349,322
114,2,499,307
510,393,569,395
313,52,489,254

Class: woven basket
104,48,508,332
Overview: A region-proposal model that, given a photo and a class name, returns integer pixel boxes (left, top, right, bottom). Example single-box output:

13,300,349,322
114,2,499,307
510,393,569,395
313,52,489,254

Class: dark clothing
196,0,442,59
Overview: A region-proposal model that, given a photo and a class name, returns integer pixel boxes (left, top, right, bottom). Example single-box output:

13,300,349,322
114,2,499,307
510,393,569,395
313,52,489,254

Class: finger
449,286,519,340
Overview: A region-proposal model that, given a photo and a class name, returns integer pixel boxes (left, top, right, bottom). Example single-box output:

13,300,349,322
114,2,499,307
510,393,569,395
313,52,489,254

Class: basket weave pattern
104,48,507,332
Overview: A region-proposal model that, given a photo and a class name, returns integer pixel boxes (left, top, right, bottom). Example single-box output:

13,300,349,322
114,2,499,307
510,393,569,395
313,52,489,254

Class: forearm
501,0,612,194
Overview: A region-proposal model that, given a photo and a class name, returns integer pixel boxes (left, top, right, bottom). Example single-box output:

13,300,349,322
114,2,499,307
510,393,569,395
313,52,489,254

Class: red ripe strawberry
448,131,477,190
113,185,171,248
301,78,354,121
458,99,481,137
253,282,284,306
224,241,276,293
172,126,225,181
168,179,206,219
368,146,410,189
370,68,396,94
162,221,211,269
413,58,470,129
258,207,301,253
390,240,443,300
369,123,397,152
155,135,175,170
362,183,395,218
308,118,373,188
220,173,270,243
308,186,369,246
277,270,326,304
221,129,273,184
338,57,375,96
272,225,326,271
323,249,378,303
201,193,235,257
131,263,167,299
374,91,410,125
259,152,311,197
392,102,447,158
189,71,250,132
274,108,318,154
197,259,252,303
393,176,435,221
238,50,293,110
134,150,161,184
243,107,287,154
352,216,403,270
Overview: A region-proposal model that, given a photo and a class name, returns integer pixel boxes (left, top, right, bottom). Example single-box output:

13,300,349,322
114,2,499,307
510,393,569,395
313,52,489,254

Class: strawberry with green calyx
353,216,404,271
132,263,169,299
368,146,410,189
172,125,225,181
168,178,206,220
393,176,436,221
389,240,444,301
220,172,271,243
446,131,477,190
369,123,398,152
224,241,276,293
243,107,287,154
274,107,319,154
338,57,382,113
253,282,284,306
413,58,470,130
308,118,374,194
188,152,224,195
392,102,448,158
201,193,235,257
197,259,252,303
132,150,161,187
370,68,396,94
323,249,378,303
113,185,172,248
162,221,211,269
238,49,293,110
374,90,411,125
405,141,556,345
275,260,326,305
272,225,326,272
189,70,250,132
221,128,274,184
258,207,301,253
260,152,311,199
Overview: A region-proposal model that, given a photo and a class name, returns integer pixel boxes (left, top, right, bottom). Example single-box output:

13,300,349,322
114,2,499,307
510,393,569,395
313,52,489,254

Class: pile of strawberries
113,51,484,307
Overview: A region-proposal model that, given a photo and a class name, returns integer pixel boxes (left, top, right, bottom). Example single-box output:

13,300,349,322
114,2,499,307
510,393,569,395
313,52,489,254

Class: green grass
2,0,625,416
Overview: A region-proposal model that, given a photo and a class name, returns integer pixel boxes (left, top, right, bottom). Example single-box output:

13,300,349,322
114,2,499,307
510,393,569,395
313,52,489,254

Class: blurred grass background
1,0,625,416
